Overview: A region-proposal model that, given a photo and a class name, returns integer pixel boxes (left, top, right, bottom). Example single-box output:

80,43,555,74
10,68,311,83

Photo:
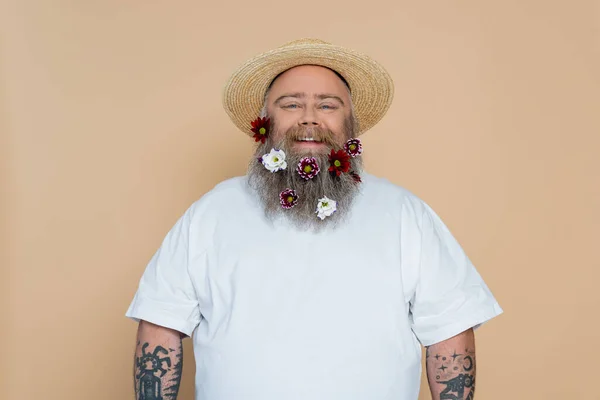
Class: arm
133,320,185,400
425,328,476,400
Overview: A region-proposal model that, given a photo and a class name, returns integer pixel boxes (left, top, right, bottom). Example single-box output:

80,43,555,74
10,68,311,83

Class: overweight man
126,38,502,400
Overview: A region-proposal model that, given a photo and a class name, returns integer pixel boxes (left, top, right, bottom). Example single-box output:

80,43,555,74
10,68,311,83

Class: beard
248,116,363,231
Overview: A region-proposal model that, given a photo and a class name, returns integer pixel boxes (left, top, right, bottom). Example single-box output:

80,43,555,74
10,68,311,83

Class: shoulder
186,175,250,215
361,172,427,218
184,175,259,225
171,176,253,247
206,175,248,196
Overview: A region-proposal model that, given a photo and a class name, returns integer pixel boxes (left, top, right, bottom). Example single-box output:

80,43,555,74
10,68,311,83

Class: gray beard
248,139,363,231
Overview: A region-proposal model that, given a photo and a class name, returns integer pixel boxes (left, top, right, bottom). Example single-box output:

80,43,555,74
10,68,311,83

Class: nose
298,108,320,127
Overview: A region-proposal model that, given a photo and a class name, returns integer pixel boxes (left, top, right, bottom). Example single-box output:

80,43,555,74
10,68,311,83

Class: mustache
280,125,338,148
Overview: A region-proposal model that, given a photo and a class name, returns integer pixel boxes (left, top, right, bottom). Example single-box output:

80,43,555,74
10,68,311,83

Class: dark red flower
250,117,270,143
350,171,362,183
328,149,351,177
344,138,363,157
279,189,299,209
296,157,320,180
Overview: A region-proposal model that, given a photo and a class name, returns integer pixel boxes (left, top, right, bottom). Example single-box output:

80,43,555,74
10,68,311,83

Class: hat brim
223,42,394,136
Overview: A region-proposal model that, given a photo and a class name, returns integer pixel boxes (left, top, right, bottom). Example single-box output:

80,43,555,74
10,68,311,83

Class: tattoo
163,350,183,399
462,355,474,371
427,346,476,400
134,341,183,400
437,374,475,399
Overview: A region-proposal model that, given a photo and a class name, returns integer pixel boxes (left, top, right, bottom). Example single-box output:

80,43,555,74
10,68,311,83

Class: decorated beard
248,116,363,230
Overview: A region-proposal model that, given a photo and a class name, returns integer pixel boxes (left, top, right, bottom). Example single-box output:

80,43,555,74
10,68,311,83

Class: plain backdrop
2,1,599,399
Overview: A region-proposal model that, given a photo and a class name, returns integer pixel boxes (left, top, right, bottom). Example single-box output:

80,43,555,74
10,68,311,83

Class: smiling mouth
296,138,324,144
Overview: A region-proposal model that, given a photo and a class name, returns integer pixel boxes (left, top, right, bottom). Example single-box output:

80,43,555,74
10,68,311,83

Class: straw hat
222,38,394,136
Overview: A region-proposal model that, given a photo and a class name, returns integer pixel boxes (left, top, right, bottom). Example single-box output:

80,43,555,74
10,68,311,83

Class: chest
195,215,410,340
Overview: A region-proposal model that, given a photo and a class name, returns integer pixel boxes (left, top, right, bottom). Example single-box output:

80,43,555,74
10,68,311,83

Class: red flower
296,157,320,180
350,171,362,183
279,189,299,209
328,149,351,177
251,117,270,143
344,138,363,157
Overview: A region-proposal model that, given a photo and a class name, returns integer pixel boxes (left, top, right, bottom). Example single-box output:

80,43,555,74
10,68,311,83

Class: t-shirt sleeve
125,207,202,337
409,202,503,346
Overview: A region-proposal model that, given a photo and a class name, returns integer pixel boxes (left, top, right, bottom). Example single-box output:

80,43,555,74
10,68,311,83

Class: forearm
134,321,185,400
425,328,476,400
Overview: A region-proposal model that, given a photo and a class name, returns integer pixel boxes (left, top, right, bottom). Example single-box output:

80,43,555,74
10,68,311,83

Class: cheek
272,124,292,143
324,115,349,141
268,111,294,141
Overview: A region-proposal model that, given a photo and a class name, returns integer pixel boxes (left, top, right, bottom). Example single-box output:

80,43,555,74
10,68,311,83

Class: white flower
315,196,337,220
261,148,287,172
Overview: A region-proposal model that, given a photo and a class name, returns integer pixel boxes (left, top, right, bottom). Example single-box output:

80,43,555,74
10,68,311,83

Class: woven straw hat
223,38,394,136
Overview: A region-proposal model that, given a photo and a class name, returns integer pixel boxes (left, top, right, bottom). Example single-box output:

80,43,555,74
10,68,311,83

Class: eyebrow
273,92,345,106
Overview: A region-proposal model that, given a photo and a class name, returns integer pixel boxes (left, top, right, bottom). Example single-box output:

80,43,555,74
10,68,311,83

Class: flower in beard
279,188,298,209
328,149,351,177
344,138,363,157
296,157,320,180
316,196,337,220
261,148,287,172
350,171,362,183
250,117,270,143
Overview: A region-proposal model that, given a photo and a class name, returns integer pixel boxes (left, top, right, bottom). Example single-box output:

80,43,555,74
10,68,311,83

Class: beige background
2,0,599,399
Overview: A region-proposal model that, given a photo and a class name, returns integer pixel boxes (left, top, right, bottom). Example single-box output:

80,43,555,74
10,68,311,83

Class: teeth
300,138,316,142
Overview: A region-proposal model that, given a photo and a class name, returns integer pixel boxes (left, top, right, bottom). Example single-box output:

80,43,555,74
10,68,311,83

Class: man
126,38,502,400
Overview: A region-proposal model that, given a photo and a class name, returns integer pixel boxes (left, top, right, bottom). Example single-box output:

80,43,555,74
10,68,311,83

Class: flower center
334,160,341,167
259,127,266,135
349,144,356,151
273,157,279,162
304,165,313,173
286,196,294,203
322,202,328,207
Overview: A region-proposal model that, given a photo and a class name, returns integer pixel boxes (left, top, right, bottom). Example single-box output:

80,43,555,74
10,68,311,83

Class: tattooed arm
425,328,476,400
133,321,185,400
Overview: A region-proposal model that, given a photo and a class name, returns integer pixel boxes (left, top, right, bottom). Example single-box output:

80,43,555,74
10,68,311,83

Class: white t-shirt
126,172,502,400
